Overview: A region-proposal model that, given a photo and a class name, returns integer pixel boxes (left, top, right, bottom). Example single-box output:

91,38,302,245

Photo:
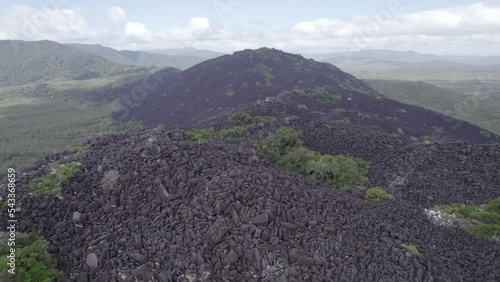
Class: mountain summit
114,48,497,144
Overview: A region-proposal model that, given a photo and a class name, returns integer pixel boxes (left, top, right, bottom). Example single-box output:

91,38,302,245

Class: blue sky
1,1,500,55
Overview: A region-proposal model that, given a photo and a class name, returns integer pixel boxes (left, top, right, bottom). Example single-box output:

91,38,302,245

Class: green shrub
470,224,500,239
186,132,205,142
365,187,390,202
404,245,420,256
480,130,491,138
306,155,369,190
307,87,340,104
229,112,265,126
254,127,370,190
28,161,81,196
375,96,383,102
253,127,303,162
0,202,8,213
70,146,87,153
188,126,249,140
421,135,433,141
225,89,235,97
0,233,62,281
437,197,500,239
486,197,500,214
278,147,320,174
251,64,274,86
389,133,401,139
220,127,250,138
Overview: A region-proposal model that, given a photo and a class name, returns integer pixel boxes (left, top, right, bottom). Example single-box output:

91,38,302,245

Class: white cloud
108,6,126,23
0,5,107,42
125,22,153,41
190,17,210,31
0,3,500,55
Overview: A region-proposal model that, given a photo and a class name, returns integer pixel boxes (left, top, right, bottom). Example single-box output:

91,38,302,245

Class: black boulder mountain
3,122,499,281
114,48,497,144
1,47,500,281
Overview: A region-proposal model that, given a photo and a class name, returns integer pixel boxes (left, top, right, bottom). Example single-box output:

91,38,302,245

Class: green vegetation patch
251,63,274,87
254,127,369,190
0,233,62,281
0,202,8,213
365,187,390,202
0,97,141,172
219,127,250,138
436,197,500,239
389,133,401,139
225,89,235,97
228,112,267,126
307,87,341,104
404,244,420,256
70,146,87,153
480,130,492,138
421,135,433,141
28,161,81,196
187,126,250,141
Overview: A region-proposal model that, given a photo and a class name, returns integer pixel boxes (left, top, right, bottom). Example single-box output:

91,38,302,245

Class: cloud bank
0,2,499,55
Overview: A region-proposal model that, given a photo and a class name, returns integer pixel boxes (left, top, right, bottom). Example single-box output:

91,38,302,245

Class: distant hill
66,43,209,69
311,49,500,66
146,47,225,59
0,40,142,87
307,49,500,81
113,48,497,144
365,79,500,136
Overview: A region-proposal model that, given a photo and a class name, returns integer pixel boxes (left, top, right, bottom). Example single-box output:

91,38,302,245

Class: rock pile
2,127,499,281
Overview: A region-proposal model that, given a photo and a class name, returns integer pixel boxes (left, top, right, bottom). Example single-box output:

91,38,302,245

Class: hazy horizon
1,1,500,56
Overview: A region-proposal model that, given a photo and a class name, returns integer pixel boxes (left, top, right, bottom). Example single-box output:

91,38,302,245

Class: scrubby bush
0,202,8,213
306,155,368,190
220,127,250,138
229,112,265,126
437,197,500,239
187,126,249,141
28,161,81,196
306,87,340,104
253,127,303,162
421,135,433,141
487,197,500,214
254,127,370,190
186,132,205,142
389,133,401,139
404,244,420,256
365,187,390,202
225,89,235,97
480,130,491,138
0,233,62,281
278,147,320,174
470,224,500,239
70,146,87,153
